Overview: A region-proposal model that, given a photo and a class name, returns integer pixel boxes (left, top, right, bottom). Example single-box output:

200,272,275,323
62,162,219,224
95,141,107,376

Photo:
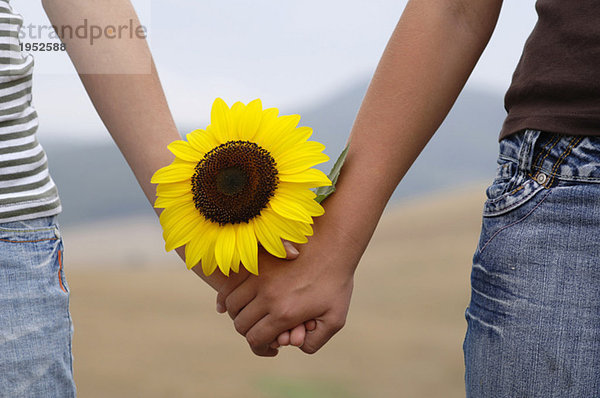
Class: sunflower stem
314,144,349,203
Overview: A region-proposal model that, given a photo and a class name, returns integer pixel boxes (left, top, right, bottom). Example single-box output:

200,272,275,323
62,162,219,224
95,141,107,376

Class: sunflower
151,98,331,276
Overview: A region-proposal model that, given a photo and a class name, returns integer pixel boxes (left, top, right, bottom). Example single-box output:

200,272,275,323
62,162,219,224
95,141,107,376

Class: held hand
216,217,358,357
270,320,317,349
214,239,299,313
213,239,314,350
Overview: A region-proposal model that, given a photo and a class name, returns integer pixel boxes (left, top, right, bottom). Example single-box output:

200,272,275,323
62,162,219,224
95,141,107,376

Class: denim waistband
0,215,60,242
499,130,600,187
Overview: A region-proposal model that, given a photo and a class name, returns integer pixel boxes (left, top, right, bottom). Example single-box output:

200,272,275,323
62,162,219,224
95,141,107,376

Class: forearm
42,0,226,290
327,0,502,260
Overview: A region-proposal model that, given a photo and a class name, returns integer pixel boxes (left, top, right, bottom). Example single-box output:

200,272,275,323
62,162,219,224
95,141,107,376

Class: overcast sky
16,1,538,142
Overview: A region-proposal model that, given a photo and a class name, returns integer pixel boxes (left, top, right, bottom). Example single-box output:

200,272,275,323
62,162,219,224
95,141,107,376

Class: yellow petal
168,141,204,162
184,222,215,267
277,181,321,192
156,180,192,198
261,208,309,244
184,225,217,270
230,243,241,274
299,197,325,217
271,126,313,159
164,215,209,252
151,162,196,184
263,115,301,158
278,168,332,187
206,125,229,145
290,126,312,141
253,108,279,148
296,221,314,237
274,188,325,218
201,236,219,275
254,214,287,258
154,192,194,208
277,144,329,175
277,139,325,159
159,202,198,232
215,224,235,276
230,102,245,140
236,221,258,275
238,99,263,141
185,236,204,269
187,129,219,153
276,182,316,199
210,98,234,143
269,194,314,224
231,101,245,114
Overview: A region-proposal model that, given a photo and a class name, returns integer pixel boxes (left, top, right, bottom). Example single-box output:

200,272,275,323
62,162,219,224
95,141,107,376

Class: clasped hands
213,215,357,357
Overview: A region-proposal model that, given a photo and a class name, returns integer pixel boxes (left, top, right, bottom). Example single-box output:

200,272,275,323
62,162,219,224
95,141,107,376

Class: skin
216,0,505,356
40,0,305,347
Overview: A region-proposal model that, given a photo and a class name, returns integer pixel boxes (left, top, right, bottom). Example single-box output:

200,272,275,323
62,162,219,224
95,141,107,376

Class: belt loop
518,129,541,173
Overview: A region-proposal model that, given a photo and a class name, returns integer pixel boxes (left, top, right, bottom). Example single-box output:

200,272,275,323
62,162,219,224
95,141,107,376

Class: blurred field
63,185,487,398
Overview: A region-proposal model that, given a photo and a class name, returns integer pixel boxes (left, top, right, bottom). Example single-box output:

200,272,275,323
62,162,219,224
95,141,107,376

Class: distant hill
42,79,506,226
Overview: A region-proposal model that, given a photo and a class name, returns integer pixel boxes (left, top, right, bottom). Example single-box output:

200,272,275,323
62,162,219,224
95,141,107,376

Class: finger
250,343,279,357
232,298,269,336
277,331,291,347
240,311,280,357
216,268,251,313
245,313,299,352
301,315,345,355
224,279,258,320
305,319,317,332
282,240,300,260
270,340,281,349
289,324,306,347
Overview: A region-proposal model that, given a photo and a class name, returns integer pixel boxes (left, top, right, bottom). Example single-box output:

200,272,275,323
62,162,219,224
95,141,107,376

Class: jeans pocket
0,216,66,293
483,157,546,217
477,157,550,253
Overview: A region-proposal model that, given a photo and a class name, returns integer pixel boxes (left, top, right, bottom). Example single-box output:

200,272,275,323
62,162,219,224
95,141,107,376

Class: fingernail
284,241,299,257
216,302,225,313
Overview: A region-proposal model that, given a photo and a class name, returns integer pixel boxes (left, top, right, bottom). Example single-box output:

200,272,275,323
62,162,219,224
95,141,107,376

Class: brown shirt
500,0,600,140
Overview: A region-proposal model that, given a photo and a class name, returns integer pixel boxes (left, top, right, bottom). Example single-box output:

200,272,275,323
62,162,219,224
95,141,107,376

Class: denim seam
532,174,600,183
479,189,552,254
546,136,582,187
517,131,533,172
508,184,525,196
530,135,558,181
57,239,75,388
0,227,57,233
499,154,518,163
529,134,561,185
0,236,57,243
58,249,66,293
502,131,540,198
532,133,559,169
549,136,578,177
484,181,544,210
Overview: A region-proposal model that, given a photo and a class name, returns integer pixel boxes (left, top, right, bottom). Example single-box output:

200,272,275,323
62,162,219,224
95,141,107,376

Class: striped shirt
0,1,61,222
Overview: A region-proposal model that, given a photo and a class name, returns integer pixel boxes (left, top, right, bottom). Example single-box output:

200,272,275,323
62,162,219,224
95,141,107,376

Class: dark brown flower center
191,141,278,225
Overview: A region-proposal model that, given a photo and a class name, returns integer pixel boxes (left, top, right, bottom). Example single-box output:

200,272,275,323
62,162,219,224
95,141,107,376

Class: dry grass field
63,185,487,398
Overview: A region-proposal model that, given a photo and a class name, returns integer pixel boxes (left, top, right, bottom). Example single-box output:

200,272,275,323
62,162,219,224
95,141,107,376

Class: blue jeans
0,216,75,397
464,130,600,397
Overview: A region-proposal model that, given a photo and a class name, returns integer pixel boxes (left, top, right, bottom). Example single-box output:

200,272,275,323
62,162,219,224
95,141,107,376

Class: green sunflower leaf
314,144,349,203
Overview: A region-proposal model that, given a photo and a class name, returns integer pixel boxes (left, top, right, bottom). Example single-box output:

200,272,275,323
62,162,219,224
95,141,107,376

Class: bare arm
335,0,503,249
41,0,227,290
217,0,504,356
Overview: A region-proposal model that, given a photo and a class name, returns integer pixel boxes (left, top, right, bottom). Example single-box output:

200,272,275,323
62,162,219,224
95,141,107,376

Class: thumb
282,240,300,260
300,315,346,355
